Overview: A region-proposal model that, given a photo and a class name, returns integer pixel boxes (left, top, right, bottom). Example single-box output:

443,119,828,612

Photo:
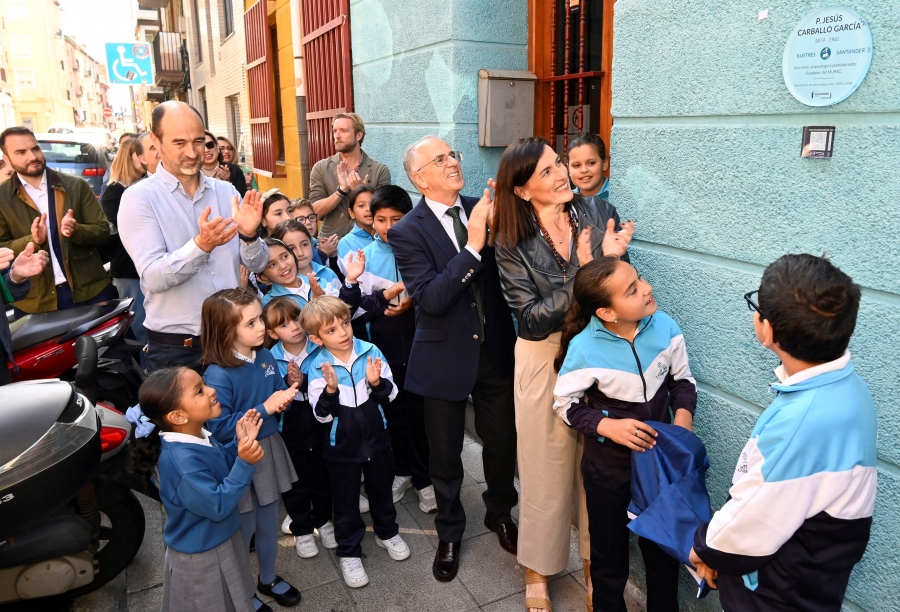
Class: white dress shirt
18,171,67,284
159,428,213,447
423,196,482,261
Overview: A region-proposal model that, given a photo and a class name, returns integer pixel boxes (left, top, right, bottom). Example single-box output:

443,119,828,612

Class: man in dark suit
388,136,518,582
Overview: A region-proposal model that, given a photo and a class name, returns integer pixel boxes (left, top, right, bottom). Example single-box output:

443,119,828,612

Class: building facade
2,0,72,132
63,37,110,129
183,0,252,165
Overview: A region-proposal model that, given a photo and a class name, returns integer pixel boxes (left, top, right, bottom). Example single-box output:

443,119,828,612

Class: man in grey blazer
309,113,391,239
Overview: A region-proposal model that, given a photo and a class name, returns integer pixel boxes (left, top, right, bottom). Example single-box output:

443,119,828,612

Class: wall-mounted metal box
478,69,537,147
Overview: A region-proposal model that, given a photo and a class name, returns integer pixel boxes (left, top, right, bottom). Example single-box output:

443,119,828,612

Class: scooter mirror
74,336,99,400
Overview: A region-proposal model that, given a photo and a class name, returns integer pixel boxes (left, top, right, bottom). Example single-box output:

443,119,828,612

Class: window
222,0,234,37
60,60,65,71
67,90,71,100
191,0,203,63
270,25,284,161
6,0,27,19
197,87,208,126
14,68,35,88
10,34,31,58
227,96,241,147
145,30,156,45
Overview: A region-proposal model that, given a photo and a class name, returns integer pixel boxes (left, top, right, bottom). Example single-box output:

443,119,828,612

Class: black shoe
251,595,273,612
484,519,518,555
257,575,302,607
432,540,461,582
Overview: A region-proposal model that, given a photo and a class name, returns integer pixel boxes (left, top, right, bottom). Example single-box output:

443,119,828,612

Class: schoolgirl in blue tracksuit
553,258,697,612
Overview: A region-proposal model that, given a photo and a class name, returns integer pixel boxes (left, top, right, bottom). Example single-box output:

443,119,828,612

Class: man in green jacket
0,127,114,315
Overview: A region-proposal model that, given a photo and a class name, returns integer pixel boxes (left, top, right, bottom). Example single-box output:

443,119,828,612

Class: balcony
138,0,170,8
152,31,185,88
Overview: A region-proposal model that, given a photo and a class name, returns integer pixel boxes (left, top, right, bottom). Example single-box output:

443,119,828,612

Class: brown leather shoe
484,519,518,554
433,540,461,582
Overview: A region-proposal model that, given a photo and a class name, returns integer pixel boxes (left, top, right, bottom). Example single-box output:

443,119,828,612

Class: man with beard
0,126,114,316
309,113,391,239
118,102,268,373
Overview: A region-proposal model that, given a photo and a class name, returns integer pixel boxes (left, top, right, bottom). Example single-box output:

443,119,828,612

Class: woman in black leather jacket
491,137,633,612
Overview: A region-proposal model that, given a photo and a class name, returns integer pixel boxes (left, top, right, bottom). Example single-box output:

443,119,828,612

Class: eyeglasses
415,150,463,173
204,141,216,150
294,214,317,223
743,290,766,320
219,145,235,152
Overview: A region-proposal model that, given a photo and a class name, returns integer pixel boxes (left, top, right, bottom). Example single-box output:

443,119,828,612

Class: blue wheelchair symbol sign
105,43,154,85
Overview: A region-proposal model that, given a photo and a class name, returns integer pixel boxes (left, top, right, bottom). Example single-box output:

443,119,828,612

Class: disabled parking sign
105,42,154,85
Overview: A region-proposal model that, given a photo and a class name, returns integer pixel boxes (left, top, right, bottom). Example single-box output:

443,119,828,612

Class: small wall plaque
801,126,835,158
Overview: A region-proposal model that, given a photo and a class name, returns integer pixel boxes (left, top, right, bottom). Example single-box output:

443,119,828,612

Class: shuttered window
243,0,282,177
301,0,353,167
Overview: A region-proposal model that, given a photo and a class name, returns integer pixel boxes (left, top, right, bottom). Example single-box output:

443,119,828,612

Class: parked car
47,122,76,134
75,127,116,151
35,133,111,197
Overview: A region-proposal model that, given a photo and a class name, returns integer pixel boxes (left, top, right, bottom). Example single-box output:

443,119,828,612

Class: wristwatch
344,280,358,289
238,233,257,243
336,186,348,197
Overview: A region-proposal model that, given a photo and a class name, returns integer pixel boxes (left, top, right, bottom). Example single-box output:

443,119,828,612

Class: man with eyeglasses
308,113,391,239
119,101,268,373
388,136,518,583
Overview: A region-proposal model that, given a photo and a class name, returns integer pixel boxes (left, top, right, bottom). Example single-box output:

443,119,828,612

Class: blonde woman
100,138,148,346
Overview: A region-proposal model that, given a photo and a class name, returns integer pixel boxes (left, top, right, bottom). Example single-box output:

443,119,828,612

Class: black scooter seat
9,299,127,353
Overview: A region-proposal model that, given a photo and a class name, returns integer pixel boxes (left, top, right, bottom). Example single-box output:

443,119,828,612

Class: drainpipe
290,0,310,196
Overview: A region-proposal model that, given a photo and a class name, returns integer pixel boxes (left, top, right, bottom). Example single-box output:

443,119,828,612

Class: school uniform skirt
239,432,298,513
162,531,255,612
514,332,591,576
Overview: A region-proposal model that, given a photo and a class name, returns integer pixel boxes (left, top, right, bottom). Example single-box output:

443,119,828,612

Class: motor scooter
8,298,144,409
0,337,151,606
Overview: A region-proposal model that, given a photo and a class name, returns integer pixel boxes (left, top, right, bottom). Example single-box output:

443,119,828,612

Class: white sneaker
340,557,369,588
281,514,292,535
391,475,412,503
316,521,338,549
359,494,370,514
294,534,319,558
376,534,411,561
416,485,438,513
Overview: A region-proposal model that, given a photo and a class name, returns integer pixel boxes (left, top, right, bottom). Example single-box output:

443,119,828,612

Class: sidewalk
74,435,647,612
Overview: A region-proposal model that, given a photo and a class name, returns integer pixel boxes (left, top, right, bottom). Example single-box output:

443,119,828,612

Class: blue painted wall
352,1,899,610
350,0,527,195
611,2,900,611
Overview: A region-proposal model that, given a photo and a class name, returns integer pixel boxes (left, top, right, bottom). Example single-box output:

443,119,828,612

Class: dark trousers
582,452,680,612
387,363,431,490
424,341,517,542
145,340,204,374
281,408,332,537
0,346,10,386
13,281,118,320
327,447,398,558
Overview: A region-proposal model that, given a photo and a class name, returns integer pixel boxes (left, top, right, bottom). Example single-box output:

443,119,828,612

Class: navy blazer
2,269,31,370
388,195,516,401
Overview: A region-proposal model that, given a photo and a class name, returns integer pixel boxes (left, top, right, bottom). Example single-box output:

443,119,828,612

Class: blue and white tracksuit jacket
553,312,697,464
356,235,413,366
693,352,876,612
337,224,374,276
306,338,398,464
261,262,343,308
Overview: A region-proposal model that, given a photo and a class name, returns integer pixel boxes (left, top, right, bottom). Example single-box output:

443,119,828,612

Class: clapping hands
600,218,635,258
337,160,368,193
365,356,382,385
263,384,300,415
287,360,304,387
60,210,78,238
344,249,366,283
1,242,49,282
236,409,265,464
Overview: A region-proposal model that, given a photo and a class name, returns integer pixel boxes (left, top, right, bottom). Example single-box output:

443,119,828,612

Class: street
71,435,646,612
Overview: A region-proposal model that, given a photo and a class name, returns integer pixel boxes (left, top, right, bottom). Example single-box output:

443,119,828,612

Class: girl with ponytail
126,367,270,612
553,259,698,612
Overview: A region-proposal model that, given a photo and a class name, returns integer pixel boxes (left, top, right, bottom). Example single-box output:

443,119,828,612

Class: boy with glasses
691,254,877,611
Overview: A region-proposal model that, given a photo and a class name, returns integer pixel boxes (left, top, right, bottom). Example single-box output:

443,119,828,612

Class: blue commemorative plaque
782,6,873,107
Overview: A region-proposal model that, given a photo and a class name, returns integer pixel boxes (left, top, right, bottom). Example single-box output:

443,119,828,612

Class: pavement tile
454,532,524,606
126,494,166,593
404,482,490,547
481,573,587,612
72,571,125,611
125,584,163,612
259,579,357,612
339,505,479,612
460,442,486,484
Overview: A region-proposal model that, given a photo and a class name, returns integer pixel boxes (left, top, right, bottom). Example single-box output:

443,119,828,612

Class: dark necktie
445,207,484,343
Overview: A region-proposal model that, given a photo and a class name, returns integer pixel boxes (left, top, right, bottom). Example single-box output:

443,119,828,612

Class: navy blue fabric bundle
627,421,712,566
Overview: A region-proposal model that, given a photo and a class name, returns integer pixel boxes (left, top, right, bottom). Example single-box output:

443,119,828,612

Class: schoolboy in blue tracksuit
691,254,877,612
357,186,434,510
303,296,411,588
